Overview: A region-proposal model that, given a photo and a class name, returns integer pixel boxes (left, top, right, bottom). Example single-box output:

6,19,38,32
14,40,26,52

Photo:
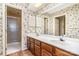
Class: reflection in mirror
44,18,48,34
55,15,65,36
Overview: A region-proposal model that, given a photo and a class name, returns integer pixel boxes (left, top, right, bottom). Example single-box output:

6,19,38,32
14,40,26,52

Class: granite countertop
27,34,79,55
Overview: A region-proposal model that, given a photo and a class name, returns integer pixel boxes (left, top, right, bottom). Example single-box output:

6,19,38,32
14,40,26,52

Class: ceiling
27,3,49,13
27,3,75,15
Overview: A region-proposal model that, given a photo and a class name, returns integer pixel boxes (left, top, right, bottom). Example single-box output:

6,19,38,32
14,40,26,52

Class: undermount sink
49,39,79,46
49,39,64,43
38,35,60,40
37,35,79,46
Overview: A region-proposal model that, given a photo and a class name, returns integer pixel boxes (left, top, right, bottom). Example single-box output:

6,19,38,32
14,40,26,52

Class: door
59,16,65,36
44,18,48,34
55,15,65,36
55,18,59,36
7,17,21,43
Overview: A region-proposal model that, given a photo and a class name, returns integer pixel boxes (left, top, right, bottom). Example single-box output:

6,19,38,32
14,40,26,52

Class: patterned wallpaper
36,15,44,34
0,4,3,55
28,14,36,33
28,14,45,34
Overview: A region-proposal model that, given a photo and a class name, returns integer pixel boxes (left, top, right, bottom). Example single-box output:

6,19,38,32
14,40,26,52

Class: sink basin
38,35,60,40
50,39,79,47
49,39,64,43
38,35,79,46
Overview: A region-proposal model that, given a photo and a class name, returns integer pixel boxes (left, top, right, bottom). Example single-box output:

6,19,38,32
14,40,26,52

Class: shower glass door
7,16,21,55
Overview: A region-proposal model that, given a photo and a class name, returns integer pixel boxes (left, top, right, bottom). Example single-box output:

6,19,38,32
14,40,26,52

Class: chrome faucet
60,35,64,41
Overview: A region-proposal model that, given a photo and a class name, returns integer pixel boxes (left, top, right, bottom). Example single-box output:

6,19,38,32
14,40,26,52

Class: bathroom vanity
27,35,79,56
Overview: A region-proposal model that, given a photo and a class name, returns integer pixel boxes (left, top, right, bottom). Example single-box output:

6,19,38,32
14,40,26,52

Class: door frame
3,4,23,55
54,13,66,36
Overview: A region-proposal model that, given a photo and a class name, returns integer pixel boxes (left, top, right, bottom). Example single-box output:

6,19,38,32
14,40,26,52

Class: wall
28,14,36,33
48,17,53,35
36,15,44,34
28,14,53,35
0,4,3,55
28,14,45,34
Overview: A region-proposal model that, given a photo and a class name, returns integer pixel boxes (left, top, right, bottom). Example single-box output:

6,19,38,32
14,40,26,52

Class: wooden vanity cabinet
55,48,73,56
41,49,52,56
35,40,41,56
41,43,53,56
35,39,41,46
30,41,35,54
27,36,75,56
41,43,53,52
27,37,35,54
29,37,34,43
35,45,41,56
27,36,31,50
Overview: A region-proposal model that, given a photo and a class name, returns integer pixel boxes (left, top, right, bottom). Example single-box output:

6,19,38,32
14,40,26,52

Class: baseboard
22,47,28,50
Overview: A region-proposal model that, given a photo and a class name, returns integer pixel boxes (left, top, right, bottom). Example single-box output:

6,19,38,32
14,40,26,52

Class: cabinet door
35,39,41,46
41,43,52,53
55,48,73,56
35,45,41,56
41,49,52,56
27,37,30,50
30,42,35,54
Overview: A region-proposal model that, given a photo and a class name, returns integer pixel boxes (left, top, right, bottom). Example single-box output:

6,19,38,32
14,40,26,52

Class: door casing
3,4,23,55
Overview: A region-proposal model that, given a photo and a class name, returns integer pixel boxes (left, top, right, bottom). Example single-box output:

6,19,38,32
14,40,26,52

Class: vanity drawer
35,39,41,46
29,37,35,42
41,43,52,53
27,39,30,49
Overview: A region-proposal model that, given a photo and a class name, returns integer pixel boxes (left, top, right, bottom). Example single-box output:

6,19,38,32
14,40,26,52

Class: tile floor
7,42,21,54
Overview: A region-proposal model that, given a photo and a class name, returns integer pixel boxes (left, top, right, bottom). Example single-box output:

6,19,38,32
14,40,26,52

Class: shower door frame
3,4,23,55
